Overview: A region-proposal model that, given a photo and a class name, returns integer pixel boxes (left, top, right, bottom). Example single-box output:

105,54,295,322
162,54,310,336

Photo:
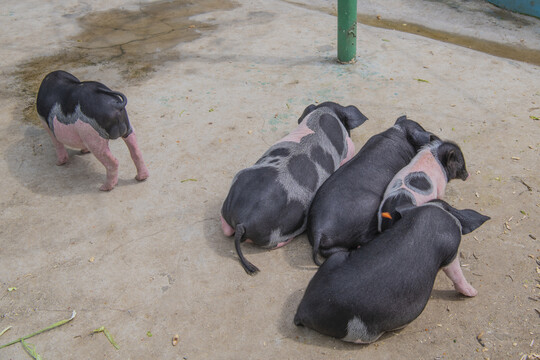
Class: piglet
308,116,436,265
36,70,149,191
221,102,368,274
378,140,469,232
294,199,490,343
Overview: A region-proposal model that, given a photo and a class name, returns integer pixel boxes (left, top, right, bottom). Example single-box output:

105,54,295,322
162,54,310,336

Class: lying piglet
295,199,489,343
36,70,149,191
378,140,468,232
308,116,437,265
221,102,368,274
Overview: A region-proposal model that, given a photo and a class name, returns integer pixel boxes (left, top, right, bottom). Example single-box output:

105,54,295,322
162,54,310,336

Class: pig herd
36,70,490,344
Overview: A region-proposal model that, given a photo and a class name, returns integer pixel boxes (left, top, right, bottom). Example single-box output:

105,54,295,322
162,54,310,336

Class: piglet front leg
123,132,149,182
442,257,477,297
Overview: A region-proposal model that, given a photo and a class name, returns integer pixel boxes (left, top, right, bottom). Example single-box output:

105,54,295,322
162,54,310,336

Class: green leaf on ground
0,326,12,337
93,326,120,350
0,311,76,349
21,340,43,360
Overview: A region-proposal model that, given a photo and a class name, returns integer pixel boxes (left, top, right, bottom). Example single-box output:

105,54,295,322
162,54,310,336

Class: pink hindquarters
442,257,477,297
52,116,87,149
221,216,235,236
340,137,355,166
275,119,315,145
53,117,119,191
123,132,149,181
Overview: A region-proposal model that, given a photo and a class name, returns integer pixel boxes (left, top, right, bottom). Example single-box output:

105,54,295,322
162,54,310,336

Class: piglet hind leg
41,119,69,165
442,257,478,297
123,132,149,182
272,237,294,249
92,147,119,191
79,130,119,191
221,216,235,237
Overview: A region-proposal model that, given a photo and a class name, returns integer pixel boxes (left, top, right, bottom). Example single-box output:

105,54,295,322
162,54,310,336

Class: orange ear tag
381,212,392,219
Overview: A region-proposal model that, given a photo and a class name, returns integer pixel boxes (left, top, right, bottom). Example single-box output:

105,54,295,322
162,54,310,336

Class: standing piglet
308,116,436,265
36,70,149,191
378,140,469,232
221,102,368,274
294,200,490,343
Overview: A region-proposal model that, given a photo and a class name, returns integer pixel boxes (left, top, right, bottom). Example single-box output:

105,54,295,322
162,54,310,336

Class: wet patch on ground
14,0,238,125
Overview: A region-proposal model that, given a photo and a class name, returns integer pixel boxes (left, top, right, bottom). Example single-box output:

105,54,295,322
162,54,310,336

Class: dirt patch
14,0,238,125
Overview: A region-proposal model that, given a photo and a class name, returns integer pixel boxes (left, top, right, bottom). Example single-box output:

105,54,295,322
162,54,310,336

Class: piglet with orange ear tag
377,140,468,232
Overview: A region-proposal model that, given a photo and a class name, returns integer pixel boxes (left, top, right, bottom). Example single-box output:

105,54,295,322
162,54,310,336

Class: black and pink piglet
221,102,368,274
36,70,149,191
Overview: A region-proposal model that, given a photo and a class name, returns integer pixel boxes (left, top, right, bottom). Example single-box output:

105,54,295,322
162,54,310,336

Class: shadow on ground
4,122,143,196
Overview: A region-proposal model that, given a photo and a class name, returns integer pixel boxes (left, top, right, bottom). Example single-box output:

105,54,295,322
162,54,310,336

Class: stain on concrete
283,0,540,67
15,0,238,125
354,14,540,67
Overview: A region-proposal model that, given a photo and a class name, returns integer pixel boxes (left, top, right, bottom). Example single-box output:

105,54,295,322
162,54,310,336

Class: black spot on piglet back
319,114,344,156
288,154,319,191
268,148,290,157
404,172,433,195
311,146,335,175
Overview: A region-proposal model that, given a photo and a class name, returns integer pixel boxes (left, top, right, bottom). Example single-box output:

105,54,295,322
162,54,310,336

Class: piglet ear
443,149,457,178
446,149,456,161
396,117,432,149
445,206,490,235
394,115,408,124
408,128,432,149
341,105,368,130
298,104,317,124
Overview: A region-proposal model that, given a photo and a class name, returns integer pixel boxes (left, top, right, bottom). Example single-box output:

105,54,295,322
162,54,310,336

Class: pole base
337,58,357,64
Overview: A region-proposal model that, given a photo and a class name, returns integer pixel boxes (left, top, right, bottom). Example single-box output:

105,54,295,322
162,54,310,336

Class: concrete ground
1,0,539,359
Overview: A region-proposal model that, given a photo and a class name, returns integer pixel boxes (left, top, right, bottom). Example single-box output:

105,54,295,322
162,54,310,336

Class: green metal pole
337,0,357,64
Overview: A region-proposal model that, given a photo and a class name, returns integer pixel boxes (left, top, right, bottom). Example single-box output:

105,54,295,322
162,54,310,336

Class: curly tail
98,88,127,109
234,224,260,275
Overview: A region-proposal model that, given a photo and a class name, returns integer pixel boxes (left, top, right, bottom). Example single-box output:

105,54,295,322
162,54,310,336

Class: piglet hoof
135,172,149,182
56,158,68,166
56,153,69,165
454,282,478,297
99,182,116,192
80,148,90,154
55,147,69,165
